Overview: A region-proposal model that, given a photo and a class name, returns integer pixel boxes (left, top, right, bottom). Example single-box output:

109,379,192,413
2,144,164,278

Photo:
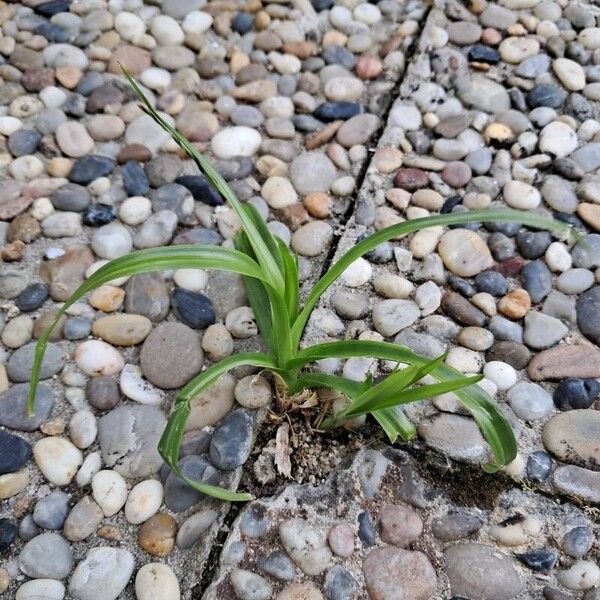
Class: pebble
363,547,437,600
19,533,73,579
63,496,103,542
33,490,69,530
140,322,203,388
98,404,165,478
0,430,31,474
0,383,55,431
372,299,420,337
69,548,135,600
507,382,553,421
92,470,128,517
230,569,272,600
138,513,178,556
279,518,332,576
125,479,163,524
438,229,493,276
211,127,262,159
543,411,600,469
257,551,296,581
33,437,83,486
446,543,522,599
164,455,219,512
210,409,255,470
74,340,124,377
135,563,181,600
378,504,423,547
15,580,66,600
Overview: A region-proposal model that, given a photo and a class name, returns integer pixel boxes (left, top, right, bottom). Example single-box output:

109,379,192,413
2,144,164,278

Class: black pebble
358,511,377,547
516,548,557,572
314,102,365,122
526,451,553,482
175,175,223,206
0,430,32,475
82,204,116,226
553,378,600,410
231,12,254,34
171,288,216,329
34,0,71,17
122,161,149,197
15,283,49,312
0,518,17,552
469,44,500,64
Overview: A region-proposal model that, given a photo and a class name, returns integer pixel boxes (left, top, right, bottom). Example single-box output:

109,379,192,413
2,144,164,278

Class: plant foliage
27,69,576,501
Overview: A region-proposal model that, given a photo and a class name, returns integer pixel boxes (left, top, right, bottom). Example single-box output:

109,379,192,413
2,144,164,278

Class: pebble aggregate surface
1,0,600,598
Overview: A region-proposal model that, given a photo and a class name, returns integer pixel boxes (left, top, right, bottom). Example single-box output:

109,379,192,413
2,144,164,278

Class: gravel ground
1,0,600,598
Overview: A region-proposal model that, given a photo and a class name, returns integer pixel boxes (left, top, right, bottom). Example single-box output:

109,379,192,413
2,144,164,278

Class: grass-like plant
27,70,574,501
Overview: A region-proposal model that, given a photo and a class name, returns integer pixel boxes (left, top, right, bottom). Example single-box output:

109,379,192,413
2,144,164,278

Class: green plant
27,70,574,501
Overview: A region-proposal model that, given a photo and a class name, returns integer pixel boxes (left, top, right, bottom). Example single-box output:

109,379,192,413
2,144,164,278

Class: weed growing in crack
27,69,575,501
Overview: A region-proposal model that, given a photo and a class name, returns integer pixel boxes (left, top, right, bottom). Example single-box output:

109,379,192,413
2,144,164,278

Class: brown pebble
304,192,333,219
97,525,122,541
117,144,153,164
282,41,317,59
494,257,524,277
55,67,83,89
355,56,383,79
481,28,501,45
306,121,342,150
108,46,151,75
7,214,40,243
33,309,65,341
1,241,25,261
441,161,472,188
378,504,423,547
498,289,531,320
393,168,429,191
138,514,178,556
278,203,310,230
380,35,403,57
21,68,55,92
40,417,66,436
89,285,125,312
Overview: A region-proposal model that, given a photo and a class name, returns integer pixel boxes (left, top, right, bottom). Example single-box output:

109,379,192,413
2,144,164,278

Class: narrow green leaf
234,233,276,354
372,407,416,443
159,352,278,502
277,238,300,323
122,67,285,296
289,373,364,397
344,375,483,416
290,209,576,346
346,364,421,415
28,245,266,415
289,340,517,471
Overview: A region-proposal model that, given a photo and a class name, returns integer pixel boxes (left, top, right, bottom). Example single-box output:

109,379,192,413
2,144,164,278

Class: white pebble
16,579,65,600
120,364,163,405
545,242,572,272
173,269,208,292
135,563,181,600
125,480,164,524
74,340,124,377
34,437,83,486
76,451,102,487
68,410,97,449
341,258,372,287
182,11,213,34
483,361,517,390
558,561,600,590
92,470,128,517
119,196,152,226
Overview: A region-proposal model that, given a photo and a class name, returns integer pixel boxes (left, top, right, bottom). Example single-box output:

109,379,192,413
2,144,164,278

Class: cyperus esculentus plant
27,69,575,501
